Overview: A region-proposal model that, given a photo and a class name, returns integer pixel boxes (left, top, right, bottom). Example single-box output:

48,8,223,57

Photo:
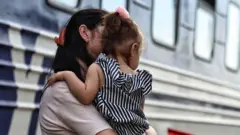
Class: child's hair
101,11,143,58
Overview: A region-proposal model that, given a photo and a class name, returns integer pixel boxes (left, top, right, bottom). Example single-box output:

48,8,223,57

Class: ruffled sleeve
138,70,152,95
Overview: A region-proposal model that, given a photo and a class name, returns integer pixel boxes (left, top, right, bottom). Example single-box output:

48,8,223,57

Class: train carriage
1,0,240,135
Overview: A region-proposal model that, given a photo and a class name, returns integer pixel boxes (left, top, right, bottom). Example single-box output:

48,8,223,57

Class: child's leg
146,126,157,135
96,129,117,135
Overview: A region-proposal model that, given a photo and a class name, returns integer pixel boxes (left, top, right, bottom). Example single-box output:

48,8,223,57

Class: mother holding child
39,6,157,135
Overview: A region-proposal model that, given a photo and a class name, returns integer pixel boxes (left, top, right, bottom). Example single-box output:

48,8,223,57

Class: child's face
129,43,143,70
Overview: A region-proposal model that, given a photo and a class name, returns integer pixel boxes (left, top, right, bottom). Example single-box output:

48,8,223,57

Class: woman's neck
77,58,88,78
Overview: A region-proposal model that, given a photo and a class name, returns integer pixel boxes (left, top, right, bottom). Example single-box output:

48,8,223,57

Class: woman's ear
78,25,91,43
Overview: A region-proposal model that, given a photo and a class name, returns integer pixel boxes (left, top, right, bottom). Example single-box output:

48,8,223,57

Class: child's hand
47,72,65,86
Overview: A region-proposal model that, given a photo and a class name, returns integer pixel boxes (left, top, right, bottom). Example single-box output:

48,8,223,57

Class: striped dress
94,53,152,135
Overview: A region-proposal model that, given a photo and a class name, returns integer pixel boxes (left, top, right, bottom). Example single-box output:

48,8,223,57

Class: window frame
100,0,127,11
151,0,179,50
47,0,81,14
224,2,240,72
133,0,151,10
193,0,216,63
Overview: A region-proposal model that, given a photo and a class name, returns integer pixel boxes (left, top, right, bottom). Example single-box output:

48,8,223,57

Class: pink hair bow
116,6,130,19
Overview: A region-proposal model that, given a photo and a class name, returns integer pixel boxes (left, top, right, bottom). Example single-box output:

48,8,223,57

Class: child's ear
130,43,140,56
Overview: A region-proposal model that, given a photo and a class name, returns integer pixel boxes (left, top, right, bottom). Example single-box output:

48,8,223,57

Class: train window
225,3,240,71
101,0,126,11
47,0,80,13
194,1,215,61
152,0,177,48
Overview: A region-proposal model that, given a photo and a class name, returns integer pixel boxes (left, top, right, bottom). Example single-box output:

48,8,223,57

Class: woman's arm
49,63,101,105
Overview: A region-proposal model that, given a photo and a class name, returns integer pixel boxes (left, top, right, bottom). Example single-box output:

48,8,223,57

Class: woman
39,8,157,135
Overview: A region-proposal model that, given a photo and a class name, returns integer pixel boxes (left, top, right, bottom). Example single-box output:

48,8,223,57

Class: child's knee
146,126,157,135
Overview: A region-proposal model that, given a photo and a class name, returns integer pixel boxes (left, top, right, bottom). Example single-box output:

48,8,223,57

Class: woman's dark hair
52,8,108,82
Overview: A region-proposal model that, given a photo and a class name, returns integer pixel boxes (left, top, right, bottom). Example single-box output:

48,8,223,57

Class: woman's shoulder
40,82,68,103
42,81,69,95
41,81,80,103
51,81,68,89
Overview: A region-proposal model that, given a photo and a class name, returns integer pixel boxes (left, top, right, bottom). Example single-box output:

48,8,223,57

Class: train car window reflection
48,0,79,8
194,1,214,61
225,3,240,71
101,0,126,11
152,0,176,48
47,0,80,13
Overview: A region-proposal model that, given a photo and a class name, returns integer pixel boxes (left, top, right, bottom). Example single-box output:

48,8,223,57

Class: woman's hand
48,71,67,86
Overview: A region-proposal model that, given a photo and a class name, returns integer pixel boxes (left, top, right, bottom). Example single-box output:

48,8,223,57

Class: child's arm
48,63,101,105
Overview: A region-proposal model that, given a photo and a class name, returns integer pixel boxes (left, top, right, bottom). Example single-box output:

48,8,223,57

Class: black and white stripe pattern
94,53,152,135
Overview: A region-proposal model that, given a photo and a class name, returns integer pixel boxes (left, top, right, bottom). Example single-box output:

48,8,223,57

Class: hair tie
116,6,129,19
54,28,66,47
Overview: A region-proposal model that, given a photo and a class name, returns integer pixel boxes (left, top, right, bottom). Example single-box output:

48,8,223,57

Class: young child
48,7,152,135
